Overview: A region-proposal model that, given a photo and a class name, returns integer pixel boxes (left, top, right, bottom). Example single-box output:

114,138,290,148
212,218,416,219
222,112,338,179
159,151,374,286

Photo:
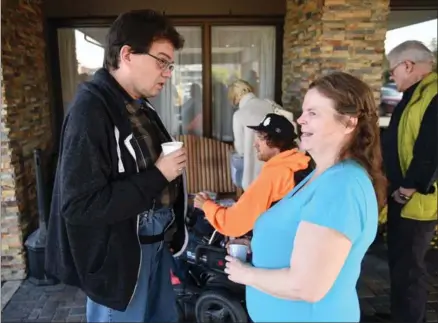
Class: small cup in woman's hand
228,242,250,262
226,238,251,253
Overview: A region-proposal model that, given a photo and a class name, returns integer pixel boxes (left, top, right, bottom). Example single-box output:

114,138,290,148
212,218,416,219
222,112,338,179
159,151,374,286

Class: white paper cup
161,141,183,156
228,244,249,262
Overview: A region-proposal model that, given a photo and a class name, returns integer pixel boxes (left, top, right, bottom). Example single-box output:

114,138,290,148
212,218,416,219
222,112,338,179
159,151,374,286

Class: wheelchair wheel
195,290,248,323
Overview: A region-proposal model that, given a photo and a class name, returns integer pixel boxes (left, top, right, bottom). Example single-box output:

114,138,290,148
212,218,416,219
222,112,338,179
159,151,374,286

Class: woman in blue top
224,72,387,322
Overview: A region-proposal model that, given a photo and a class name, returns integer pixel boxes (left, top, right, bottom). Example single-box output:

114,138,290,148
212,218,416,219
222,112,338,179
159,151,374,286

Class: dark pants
386,199,437,323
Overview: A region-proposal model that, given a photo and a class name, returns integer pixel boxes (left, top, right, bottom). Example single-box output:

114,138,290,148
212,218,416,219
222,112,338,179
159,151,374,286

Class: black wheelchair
172,207,249,323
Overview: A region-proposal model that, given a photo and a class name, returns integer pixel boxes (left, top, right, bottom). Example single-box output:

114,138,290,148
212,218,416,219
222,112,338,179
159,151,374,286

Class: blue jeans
86,208,177,322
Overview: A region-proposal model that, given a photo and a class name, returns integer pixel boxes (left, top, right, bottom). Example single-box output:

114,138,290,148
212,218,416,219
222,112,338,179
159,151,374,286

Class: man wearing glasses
380,40,437,323
45,10,188,322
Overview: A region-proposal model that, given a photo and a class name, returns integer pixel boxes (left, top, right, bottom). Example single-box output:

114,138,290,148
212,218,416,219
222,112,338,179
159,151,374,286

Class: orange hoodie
202,149,310,237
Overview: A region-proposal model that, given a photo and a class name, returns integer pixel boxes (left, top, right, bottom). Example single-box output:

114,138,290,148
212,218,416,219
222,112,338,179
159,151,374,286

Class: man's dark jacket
45,69,188,311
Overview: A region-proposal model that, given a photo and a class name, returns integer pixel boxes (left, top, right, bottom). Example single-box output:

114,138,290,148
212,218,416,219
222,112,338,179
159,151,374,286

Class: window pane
57,28,105,113
57,26,203,137
150,27,203,136
211,26,276,142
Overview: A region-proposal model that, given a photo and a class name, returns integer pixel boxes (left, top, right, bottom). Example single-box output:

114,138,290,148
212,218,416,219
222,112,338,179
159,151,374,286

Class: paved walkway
2,244,437,323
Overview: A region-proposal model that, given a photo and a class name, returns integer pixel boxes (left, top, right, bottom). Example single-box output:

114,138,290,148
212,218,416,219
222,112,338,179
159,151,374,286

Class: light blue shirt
246,160,378,322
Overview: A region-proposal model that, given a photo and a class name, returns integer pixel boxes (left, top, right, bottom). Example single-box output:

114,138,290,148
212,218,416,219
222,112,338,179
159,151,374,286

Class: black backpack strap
139,232,165,244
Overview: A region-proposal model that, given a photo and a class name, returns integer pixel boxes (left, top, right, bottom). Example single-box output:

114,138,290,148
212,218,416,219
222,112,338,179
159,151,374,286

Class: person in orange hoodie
194,113,312,238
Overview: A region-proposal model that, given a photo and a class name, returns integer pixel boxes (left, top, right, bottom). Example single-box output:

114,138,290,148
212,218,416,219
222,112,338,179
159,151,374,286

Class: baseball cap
247,113,298,141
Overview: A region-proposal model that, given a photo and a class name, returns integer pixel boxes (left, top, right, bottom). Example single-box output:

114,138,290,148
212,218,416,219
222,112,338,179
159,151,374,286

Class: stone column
1,0,53,280
282,0,390,113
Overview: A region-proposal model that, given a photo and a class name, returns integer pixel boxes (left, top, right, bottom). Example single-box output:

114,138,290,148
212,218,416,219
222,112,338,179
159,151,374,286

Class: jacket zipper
143,101,188,238
164,209,176,233
127,214,142,307
143,101,188,229
125,102,188,306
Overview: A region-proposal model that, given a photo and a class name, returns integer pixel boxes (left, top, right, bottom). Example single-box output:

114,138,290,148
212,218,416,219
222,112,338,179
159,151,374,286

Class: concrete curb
1,280,22,311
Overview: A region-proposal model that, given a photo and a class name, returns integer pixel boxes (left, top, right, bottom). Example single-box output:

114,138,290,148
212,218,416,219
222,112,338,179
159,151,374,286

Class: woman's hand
224,255,253,285
194,192,210,209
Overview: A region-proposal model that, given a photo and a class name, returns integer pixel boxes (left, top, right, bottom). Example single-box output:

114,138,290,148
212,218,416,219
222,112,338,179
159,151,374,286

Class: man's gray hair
387,40,435,66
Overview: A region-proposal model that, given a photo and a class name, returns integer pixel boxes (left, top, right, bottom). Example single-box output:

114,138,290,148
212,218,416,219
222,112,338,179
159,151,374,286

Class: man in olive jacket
381,40,437,323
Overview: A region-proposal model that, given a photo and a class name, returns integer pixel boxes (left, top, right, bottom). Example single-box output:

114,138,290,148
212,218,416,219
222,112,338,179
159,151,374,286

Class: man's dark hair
103,9,185,70
258,131,297,152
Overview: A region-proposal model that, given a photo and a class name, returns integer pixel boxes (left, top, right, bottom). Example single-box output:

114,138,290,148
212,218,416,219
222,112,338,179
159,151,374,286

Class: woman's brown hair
308,72,387,210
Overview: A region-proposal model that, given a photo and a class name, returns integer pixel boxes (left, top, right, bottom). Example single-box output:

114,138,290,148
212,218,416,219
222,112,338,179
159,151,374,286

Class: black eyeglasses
389,60,415,76
145,53,175,72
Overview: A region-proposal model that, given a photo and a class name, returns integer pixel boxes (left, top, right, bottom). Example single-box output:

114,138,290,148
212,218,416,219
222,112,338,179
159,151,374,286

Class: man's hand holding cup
155,141,186,182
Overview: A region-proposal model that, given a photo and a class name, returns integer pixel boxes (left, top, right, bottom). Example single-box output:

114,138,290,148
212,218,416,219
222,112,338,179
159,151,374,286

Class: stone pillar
1,0,53,280
282,0,390,113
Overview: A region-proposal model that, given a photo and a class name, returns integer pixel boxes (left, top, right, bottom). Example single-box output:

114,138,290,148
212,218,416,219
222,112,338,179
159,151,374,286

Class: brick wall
1,0,52,280
282,0,390,113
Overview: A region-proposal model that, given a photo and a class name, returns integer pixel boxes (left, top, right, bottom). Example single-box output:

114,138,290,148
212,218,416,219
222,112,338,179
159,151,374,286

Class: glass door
210,26,276,142
55,23,279,141
150,26,203,136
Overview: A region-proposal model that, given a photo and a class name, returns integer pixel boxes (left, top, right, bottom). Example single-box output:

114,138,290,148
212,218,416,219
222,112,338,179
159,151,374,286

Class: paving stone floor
2,243,437,323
